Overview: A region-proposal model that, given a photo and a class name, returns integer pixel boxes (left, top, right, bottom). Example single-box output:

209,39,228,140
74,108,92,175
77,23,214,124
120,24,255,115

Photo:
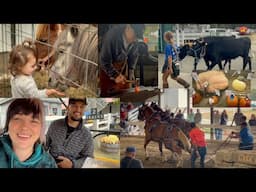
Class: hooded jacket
0,136,57,168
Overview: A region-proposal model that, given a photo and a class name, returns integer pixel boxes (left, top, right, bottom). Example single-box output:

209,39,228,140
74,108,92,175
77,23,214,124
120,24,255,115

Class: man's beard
71,116,82,122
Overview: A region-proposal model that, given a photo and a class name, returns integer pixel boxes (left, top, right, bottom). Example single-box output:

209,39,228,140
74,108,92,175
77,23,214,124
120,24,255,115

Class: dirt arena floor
120,136,239,168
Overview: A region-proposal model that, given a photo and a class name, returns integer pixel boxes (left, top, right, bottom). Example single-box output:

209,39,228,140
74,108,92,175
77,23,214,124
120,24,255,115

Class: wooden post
210,107,214,140
187,88,190,117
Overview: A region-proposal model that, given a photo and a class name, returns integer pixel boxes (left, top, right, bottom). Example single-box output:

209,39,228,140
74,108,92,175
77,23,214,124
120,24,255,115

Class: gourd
209,96,219,105
196,71,228,93
239,96,250,107
193,92,202,105
226,93,238,107
232,79,246,92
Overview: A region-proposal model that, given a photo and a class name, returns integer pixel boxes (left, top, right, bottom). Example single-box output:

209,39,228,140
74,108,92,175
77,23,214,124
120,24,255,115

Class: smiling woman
0,98,57,168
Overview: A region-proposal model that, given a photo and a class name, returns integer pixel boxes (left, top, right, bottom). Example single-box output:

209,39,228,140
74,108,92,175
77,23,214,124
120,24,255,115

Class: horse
138,104,191,167
150,102,172,123
150,102,192,138
48,24,98,97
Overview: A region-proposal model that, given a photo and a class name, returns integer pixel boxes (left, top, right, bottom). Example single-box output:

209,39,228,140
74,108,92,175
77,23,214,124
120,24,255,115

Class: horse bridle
139,106,158,122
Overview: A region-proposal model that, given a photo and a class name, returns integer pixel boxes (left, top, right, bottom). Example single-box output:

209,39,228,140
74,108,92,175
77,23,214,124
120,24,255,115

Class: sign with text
85,108,104,120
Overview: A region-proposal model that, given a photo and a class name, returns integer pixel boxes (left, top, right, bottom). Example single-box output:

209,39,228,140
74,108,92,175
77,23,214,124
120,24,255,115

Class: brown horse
138,104,191,167
150,102,192,138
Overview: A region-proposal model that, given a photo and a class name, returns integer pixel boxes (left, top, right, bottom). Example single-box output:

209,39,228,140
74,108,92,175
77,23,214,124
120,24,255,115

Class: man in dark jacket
99,24,145,97
120,146,143,168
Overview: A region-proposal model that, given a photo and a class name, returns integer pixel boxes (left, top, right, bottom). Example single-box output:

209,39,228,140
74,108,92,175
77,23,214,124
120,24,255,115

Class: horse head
138,104,154,121
150,102,162,112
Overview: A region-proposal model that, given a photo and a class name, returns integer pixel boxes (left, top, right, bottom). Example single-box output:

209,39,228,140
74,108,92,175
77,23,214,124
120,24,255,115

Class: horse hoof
145,157,150,160
166,159,176,163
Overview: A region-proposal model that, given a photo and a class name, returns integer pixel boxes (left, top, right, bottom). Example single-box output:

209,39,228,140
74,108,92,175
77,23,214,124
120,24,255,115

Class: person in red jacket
189,122,207,168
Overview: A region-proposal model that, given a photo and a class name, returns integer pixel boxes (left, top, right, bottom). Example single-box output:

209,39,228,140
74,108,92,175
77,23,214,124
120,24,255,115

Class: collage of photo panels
0,24,256,168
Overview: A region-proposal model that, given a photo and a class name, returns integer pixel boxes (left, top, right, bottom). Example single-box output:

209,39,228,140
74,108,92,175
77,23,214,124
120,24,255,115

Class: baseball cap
68,98,87,105
126,146,136,153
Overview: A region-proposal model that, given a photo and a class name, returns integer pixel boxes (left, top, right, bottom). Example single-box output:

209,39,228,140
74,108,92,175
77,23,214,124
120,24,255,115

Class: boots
176,77,190,88
162,71,170,89
163,83,169,88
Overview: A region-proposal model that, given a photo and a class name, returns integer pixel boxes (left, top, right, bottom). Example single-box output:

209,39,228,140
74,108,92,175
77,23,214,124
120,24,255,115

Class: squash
209,96,219,105
196,71,228,93
239,96,250,107
232,79,246,92
226,94,238,107
193,92,202,105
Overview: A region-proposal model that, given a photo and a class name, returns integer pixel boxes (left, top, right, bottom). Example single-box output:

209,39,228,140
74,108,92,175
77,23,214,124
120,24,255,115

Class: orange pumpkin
239,96,251,107
226,94,238,107
212,96,219,104
209,96,219,105
134,86,140,93
193,92,202,105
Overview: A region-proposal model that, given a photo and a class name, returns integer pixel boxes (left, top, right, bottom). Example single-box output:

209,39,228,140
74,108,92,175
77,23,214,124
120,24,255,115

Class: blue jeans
215,128,223,140
239,143,253,150
191,146,207,168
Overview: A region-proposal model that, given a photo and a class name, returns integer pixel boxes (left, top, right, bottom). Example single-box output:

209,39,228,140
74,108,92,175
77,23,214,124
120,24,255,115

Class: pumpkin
193,92,202,105
239,96,251,107
226,94,239,107
232,79,246,92
209,96,219,105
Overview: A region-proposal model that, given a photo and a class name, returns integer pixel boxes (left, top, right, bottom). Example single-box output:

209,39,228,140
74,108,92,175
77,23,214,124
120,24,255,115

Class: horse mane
65,24,98,95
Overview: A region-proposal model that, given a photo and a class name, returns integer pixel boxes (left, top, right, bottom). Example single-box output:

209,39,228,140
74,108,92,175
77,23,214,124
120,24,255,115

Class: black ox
179,36,252,71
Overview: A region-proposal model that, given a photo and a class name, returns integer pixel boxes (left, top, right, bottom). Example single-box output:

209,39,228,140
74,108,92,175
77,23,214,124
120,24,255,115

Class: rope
212,133,233,154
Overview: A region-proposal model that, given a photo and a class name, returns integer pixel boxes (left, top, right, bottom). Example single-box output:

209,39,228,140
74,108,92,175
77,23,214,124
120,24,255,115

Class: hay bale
215,149,237,163
234,150,256,166
33,70,49,89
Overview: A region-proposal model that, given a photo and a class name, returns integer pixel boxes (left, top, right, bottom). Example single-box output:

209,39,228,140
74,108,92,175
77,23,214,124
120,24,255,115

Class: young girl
9,39,65,98
0,98,57,168
162,31,190,89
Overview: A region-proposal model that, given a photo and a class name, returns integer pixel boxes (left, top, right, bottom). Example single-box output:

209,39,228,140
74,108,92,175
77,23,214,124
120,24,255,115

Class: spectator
121,146,143,168
220,110,228,126
187,108,195,123
232,109,244,126
213,110,221,140
175,109,184,119
249,114,256,126
194,109,202,124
